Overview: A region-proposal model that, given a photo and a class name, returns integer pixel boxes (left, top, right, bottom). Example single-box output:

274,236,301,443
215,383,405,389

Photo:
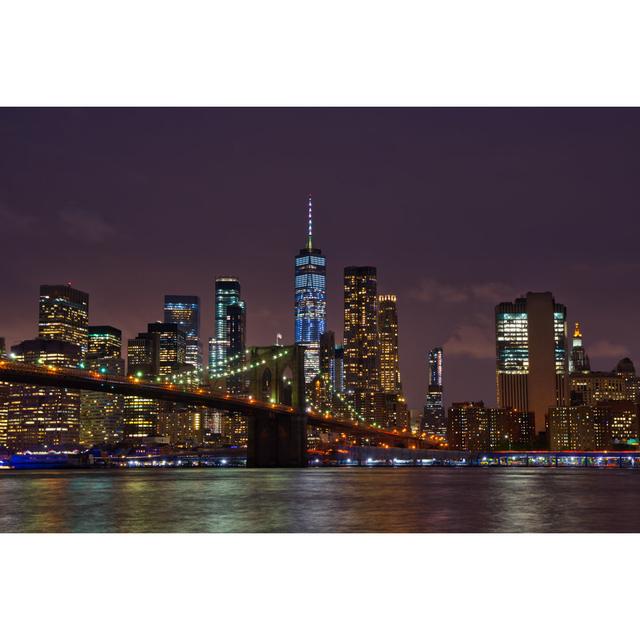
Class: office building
569,322,590,374
38,284,89,361
124,332,161,439
80,326,124,447
164,295,202,369
7,339,82,451
447,402,534,451
147,322,186,375
210,278,245,379
344,266,379,421
378,295,401,393
495,291,568,434
294,195,327,383
422,347,445,437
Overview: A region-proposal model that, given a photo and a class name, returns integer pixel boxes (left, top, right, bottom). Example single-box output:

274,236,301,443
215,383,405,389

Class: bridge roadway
0,360,422,458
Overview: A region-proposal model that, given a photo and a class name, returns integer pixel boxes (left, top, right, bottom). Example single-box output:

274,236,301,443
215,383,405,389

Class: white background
2,1,640,639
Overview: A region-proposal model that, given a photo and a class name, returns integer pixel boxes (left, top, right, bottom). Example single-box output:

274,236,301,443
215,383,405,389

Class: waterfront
3,467,640,533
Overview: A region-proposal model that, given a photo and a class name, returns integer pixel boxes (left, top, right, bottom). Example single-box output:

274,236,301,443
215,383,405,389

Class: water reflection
2,468,640,532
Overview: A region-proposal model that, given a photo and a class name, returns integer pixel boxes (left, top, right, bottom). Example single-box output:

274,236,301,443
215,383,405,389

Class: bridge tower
245,345,308,467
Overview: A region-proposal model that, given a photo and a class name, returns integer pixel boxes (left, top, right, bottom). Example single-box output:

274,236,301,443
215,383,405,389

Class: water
2,467,640,532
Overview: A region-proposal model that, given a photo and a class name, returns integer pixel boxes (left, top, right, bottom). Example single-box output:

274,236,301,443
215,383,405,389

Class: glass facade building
496,292,568,434
210,278,244,379
295,195,326,383
164,295,202,369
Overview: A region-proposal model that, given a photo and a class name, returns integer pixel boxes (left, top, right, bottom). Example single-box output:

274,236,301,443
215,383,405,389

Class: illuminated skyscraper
295,195,326,383
124,332,160,439
343,266,379,421
80,326,124,447
569,322,590,374
164,295,202,369
422,347,445,436
210,278,244,378
7,339,82,451
147,322,186,375
496,292,568,434
378,295,400,393
38,284,89,361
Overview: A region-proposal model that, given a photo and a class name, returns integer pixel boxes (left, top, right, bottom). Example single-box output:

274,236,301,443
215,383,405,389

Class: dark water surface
2,467,640,533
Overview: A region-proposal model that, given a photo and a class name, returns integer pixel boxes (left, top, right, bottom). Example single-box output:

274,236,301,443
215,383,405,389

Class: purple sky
1,108,639,409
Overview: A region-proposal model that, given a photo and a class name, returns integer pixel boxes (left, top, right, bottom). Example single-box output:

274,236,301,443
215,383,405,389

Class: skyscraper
7,339,82,451
38,284,89,361
164,295,202,369
343,266,379,421
124,332,161,439
210,278,244,379
422,347,445,437
80,326,124,447
378,295,401,393
569,322,590,373
147,322,186,375
295,195,326,383
495,291,568,434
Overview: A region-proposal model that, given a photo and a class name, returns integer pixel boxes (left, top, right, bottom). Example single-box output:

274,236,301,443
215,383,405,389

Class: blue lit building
164,295,202,369
295,195,326,383
209,278,245,378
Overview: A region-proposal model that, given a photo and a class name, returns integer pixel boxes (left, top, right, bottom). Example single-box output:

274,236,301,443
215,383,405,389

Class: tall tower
422,347,445,436
294,194,326,383
495,291,568,434
39,284,89,362
164,295,202,370
343,266,379,421
209,278,244,378
378,295,400,393
569,322,590,374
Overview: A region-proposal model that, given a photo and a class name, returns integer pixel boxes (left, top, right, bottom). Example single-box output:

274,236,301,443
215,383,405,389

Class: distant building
495,292,568,434
344,266,379,422
295,195,326,383
569,322,590,373
210,278,244,379
124,332,161,439
334,345,345,394
7,339,82,451
80,326,124,447
147,322,186,375
164,295,202,369
447,402,488,451
447,402,534,451
422,347,445,437
549,401,639,450
38,284,89,361
378,295,400,393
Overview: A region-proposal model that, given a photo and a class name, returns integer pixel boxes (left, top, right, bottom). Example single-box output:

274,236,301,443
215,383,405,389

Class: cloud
444,317,495,359
58,209,115,243
588,340,628,359
411,277,514,305
0,202,37,232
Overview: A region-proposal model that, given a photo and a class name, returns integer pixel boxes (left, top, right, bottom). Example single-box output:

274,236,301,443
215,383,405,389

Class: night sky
1,108,639,409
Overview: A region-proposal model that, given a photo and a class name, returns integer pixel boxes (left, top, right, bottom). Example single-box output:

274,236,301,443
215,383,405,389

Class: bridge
0,348,427,467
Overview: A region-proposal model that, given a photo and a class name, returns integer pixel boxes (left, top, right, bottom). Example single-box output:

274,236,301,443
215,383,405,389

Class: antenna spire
306,193,313,250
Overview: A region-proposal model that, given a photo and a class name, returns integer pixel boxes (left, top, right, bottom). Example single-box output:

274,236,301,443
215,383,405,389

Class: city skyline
2,108,640,408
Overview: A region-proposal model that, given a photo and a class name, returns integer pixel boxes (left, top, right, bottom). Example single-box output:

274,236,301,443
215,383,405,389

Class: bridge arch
246,345,305,412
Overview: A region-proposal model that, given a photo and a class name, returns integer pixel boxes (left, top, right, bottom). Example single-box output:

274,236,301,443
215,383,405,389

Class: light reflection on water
2,467,640,533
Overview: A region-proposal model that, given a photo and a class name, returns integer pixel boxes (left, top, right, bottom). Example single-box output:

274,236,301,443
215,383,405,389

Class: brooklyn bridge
0,344,443,467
